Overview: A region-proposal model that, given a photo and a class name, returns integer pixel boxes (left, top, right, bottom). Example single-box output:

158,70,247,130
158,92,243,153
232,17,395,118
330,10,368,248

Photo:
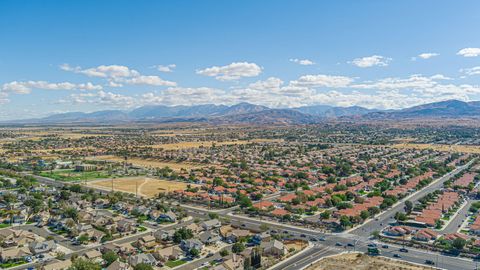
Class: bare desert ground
306,253,434,270
87,176,198,198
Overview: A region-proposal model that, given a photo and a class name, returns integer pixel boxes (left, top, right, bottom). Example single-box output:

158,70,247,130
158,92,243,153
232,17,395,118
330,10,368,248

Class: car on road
283,230,289,234
393,254,401,258
399,248,408,253
367,243,377,247
318,237,326,241
335,242,343,246
425,260,435,265
382,244,389,248
347,243,354,247
310,237,317,241
270,230,278,234
241,224,246,227
300,234,306,238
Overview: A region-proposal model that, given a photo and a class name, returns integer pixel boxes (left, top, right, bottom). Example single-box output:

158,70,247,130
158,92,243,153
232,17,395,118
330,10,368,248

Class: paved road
440,200,473,234
352,159,476,237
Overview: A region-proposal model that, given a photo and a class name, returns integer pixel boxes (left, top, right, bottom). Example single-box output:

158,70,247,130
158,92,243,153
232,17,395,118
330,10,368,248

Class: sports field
87,176,197,197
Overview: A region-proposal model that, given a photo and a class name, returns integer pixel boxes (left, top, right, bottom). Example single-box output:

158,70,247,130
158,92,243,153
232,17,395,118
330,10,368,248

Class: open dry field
87,176,197,197
87,155,206,171
392,143,480,154
306,253,434,270
146,138,283,150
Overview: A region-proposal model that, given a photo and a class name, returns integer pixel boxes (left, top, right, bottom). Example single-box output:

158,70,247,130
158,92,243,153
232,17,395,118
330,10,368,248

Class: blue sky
1,0,480,120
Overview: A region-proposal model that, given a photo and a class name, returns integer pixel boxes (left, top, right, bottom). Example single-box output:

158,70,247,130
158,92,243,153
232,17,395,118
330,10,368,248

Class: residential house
153,246,183,262
180,239,204,253
201,219,221,231
128,253,157,267
199,231,221,245
261,240,286,257
0,247,32,263
29,240,56,255
42,259,72,270
106,259,133,270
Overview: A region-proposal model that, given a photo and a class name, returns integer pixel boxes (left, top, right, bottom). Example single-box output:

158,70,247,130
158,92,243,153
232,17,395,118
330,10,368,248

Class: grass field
87,176,197,197
392,143,480,154
165,260,187,268
87,155,206,171
39,169,111,181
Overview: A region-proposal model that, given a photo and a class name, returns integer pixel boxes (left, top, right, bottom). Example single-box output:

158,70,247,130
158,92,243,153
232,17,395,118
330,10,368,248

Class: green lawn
39,169,111,181
0,223,11,228
0,260,27,268
165,260,187,268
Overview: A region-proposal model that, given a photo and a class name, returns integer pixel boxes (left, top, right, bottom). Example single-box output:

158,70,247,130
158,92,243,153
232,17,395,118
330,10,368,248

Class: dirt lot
306,253,434,270
392,143,480,154
87,176,198,197
285,240,308,252
87,155,205,171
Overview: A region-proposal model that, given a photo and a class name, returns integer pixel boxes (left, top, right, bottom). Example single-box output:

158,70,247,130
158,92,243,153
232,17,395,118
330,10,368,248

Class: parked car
399,248,408,253
425,260,435,265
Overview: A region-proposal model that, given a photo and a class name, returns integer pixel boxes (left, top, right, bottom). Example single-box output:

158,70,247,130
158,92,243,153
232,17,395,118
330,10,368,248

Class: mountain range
6,100,480,125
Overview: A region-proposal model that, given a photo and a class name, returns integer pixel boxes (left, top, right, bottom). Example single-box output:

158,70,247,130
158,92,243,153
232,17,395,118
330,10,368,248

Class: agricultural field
39,169,112,181
87,176,197,197
306,253,434,270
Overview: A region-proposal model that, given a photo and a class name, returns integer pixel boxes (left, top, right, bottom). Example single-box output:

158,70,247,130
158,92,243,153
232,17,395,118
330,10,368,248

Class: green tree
232,242,246,254
173,227,193,243
360,210,370,220
219,249,229,257
67,258,101,270
102,251,118,266
77,234,90,244
452,238,466,251
208,213,219,219
339,215,351,229
189,248,200,257
320,210,331,220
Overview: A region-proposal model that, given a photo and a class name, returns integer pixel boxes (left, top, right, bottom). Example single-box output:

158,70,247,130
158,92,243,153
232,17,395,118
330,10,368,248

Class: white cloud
1,80,102,94
416,52,439,60
66,91,137,108
61,64,176,87
0,92,9,104
248,77,284,90
196,62,262,81
460,66,480,76
154,64,176,72
120,75,177,87
289,58,315,65
457,48,480,57
290,74,353,88
60,64,139,78
350,55,391,68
